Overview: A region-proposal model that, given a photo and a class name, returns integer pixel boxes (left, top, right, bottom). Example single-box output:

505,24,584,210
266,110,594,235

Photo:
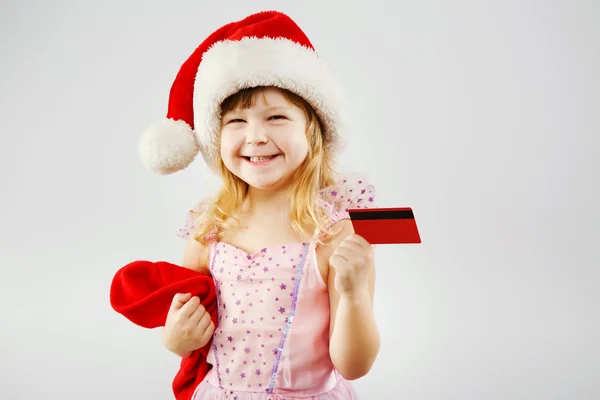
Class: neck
244,185,290,215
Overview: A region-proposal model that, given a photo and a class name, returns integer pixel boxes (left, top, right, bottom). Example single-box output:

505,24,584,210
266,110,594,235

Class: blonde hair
193,86,337,246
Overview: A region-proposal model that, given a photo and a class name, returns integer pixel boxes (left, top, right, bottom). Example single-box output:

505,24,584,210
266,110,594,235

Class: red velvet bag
110,260,217,400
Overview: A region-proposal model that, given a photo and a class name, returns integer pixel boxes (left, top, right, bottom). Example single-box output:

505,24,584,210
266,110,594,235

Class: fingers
342,234,370,248
169,294,204,319
169,293,192,312
184,303,214,342
188,301,208,325
179,296,202,318
190,304,213,331
330,233,373,270
332,244,357,262
198,308,213,329
335,235,372,258
174,295,212,331
201,320,216,344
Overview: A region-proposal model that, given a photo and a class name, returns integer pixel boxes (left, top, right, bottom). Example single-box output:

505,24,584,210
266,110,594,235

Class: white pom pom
139,119,200,175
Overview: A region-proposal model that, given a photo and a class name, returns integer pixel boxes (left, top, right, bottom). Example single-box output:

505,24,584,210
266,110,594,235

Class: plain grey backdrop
1,0,598,399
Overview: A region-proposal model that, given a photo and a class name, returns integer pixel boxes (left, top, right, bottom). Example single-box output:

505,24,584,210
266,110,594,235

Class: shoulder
177,199,215,275
182,236,211,275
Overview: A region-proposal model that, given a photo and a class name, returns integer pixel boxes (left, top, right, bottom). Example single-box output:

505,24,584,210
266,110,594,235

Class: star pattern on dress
182,177,376,394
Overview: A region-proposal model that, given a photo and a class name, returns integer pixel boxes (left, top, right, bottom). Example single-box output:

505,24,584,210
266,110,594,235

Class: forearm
329,289,380,380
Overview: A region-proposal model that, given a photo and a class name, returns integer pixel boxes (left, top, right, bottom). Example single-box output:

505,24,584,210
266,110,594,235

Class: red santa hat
139,10,344,175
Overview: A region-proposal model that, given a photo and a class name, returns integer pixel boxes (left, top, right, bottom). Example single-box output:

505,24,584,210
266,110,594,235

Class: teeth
250,155,275,162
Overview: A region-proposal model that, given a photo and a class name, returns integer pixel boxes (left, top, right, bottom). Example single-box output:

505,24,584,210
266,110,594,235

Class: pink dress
177,177,376,400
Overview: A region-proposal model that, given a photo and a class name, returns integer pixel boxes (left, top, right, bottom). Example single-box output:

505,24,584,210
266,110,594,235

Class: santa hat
139,10,344,175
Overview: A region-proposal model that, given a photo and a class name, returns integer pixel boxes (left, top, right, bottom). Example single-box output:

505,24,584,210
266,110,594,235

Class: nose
245,122,269,145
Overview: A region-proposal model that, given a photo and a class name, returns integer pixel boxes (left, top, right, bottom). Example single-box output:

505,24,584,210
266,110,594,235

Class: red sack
110,260,218,400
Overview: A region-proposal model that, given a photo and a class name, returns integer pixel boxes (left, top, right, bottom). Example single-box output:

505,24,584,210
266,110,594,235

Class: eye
268,115,286,121
226,118,245,124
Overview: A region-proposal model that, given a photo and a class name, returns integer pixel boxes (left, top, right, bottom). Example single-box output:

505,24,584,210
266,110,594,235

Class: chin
244,175,290,192
247,180,281,191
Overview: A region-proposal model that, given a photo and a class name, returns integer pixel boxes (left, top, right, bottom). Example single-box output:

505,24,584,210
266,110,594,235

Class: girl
139,10,380,399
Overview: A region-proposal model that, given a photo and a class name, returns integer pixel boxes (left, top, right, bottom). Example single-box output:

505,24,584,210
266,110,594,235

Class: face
219,87,310,192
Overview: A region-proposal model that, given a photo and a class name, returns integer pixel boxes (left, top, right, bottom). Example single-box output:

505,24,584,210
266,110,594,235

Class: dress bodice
177,176,377,399
204,240,336,395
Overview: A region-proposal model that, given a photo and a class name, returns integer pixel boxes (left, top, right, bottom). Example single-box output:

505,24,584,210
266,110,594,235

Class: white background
1,0,599,399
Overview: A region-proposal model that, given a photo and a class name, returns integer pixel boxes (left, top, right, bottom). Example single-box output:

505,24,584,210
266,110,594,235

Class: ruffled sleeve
176,210,200,239
319,175,377,229
176,200,212,240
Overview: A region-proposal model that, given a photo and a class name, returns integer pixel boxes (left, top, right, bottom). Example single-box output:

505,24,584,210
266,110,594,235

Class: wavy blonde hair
193,86,337,246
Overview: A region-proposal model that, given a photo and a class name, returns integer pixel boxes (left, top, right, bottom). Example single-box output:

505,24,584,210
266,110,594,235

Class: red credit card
348,207,421,244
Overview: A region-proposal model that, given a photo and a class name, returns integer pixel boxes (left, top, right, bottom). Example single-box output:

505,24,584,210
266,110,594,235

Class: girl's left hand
329,234,374,296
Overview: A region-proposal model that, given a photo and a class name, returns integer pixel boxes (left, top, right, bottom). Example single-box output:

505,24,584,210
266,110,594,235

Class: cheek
280,131,309,159
220,133,240,160
293,139,310,163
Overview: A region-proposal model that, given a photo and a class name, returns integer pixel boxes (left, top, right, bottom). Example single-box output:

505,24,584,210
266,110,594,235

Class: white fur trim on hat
193,37,345,168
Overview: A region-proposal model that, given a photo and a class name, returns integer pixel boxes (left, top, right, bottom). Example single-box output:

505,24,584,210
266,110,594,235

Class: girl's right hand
162,293,215,357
